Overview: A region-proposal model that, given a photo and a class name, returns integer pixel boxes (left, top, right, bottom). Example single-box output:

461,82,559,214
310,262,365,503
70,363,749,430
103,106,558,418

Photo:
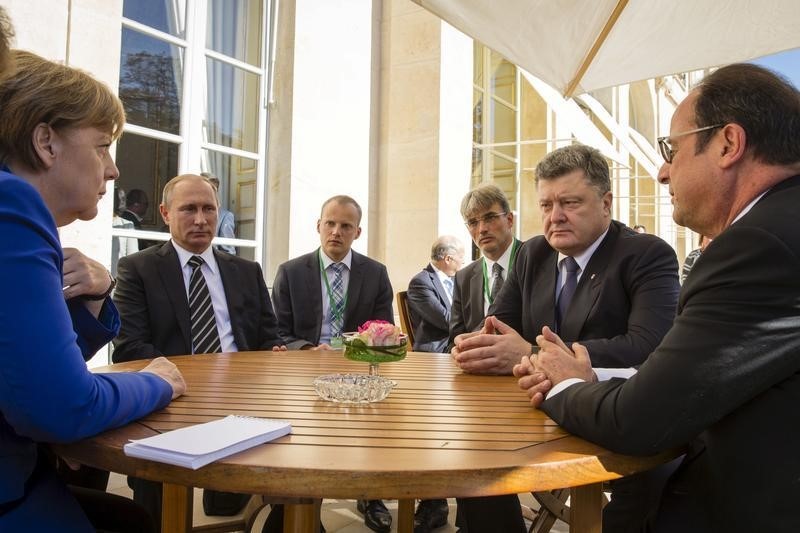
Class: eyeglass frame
657,124,724,164
464,211,508,230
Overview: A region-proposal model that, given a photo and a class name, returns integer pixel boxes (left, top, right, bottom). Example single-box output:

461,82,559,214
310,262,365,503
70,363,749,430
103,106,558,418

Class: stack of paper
124,415,292,469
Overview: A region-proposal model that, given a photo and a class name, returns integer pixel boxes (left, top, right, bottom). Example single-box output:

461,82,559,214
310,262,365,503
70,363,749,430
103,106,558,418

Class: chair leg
529,489,570,533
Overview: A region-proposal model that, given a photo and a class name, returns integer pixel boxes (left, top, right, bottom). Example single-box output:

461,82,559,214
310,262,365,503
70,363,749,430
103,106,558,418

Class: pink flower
356,320,403,346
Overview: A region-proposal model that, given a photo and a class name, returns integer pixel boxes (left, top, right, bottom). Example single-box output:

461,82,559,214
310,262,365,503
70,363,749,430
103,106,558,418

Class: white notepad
123,415,292,470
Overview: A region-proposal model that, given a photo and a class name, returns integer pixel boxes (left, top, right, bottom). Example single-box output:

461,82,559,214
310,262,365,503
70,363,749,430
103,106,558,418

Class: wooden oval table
55,351,678,533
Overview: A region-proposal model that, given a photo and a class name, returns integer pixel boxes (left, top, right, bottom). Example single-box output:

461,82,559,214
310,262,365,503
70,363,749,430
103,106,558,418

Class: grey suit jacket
272,248,394,349
407,264,451,353
112,241,284,362
493,221,679,368
449,238,523,345
541,176,800,532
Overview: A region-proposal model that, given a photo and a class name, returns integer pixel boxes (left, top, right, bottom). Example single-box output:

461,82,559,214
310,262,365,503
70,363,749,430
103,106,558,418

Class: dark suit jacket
493,221,679,367
272,249,394,349
541,177,800,532
449,238,523,345
407,264,451,353
111,242,284,362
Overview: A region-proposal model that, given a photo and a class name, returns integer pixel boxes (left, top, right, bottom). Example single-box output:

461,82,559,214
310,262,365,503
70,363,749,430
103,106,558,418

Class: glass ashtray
313,373,396,403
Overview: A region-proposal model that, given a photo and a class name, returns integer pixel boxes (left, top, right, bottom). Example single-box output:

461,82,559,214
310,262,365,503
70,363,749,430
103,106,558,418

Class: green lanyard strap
482,239,519,305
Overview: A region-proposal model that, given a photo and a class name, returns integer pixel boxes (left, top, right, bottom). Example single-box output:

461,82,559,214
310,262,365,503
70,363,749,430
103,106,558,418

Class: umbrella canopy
411,0,800,96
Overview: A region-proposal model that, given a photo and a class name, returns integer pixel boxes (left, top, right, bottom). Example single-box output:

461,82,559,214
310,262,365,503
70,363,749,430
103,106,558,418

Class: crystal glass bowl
313,374,396,403
342,333,408,363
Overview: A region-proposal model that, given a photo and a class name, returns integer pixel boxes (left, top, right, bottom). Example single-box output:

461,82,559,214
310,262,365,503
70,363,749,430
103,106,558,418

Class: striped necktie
188,255,221,354
490,262,504,301
329,262,346,338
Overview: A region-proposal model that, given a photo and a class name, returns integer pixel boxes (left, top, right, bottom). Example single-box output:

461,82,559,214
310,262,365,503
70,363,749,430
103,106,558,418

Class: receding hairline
319,195,363,224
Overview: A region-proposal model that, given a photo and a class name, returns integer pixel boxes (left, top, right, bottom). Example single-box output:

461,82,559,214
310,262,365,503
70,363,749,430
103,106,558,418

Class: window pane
490,100,516,159
205,58,260,152
116,132,179,232
491,54,515,105
202,150,258,242
207,0,263,66
123,0,186,38
120,28,183,134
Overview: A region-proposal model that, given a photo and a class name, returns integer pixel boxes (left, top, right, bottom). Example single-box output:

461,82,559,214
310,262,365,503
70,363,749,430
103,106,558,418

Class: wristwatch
82,271,117,301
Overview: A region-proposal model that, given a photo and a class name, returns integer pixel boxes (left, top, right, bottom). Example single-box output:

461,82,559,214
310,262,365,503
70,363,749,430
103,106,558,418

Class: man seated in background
271,194,394,533
449,184,522,344
113,174,285,530
453,144,680,532
405,235,464,532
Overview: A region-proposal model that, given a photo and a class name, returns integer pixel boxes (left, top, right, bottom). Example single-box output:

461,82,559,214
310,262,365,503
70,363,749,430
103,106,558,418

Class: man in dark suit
112,174,285,530
449,183,523,345
408,235,464,353
519,64,800,533
405,235,464,532
453,145,680,532
271,194,394,532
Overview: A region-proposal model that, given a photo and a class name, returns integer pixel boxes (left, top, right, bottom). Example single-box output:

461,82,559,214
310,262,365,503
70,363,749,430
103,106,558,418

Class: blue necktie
329,262,346,337
555,256,579,333
443,277,454,300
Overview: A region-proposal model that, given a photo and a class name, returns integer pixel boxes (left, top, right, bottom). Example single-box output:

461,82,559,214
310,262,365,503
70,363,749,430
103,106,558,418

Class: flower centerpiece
343,320,408,368
313,321,407,403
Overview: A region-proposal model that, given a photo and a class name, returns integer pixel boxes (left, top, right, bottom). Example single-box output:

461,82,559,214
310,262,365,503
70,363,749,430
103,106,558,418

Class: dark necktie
555,256,579,332
491,262,504,302
188,255,221,354
329,262,346,338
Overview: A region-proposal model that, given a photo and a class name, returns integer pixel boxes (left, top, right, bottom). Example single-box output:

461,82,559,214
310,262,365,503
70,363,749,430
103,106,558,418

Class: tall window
112,0,269,271
472,44,520,209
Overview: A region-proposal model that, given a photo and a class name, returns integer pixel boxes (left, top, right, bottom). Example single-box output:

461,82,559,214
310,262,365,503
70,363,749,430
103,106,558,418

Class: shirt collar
319,248,353,270
483,238,514,273
430,262,451,284
731,190,769,225
557,226,609,272
172,241,218,275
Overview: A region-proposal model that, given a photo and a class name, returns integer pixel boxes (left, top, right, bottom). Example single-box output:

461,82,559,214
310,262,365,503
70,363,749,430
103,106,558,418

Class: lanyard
482,238,519,305
318,249,348,325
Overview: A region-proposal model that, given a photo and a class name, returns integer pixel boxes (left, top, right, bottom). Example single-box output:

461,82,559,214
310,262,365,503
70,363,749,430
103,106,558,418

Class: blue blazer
0,171,172,531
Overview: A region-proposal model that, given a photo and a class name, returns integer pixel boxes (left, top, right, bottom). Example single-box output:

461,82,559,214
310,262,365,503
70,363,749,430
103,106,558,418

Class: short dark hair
534,144,610,195
693,63,800,166
320,195,362,224
126,189,148,206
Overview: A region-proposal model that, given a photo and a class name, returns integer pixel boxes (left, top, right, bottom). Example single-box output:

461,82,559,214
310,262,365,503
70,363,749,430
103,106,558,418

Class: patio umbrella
411,0,800,96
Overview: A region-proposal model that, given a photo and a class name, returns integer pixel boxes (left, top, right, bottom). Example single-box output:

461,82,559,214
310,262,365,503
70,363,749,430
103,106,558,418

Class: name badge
330,336,344,349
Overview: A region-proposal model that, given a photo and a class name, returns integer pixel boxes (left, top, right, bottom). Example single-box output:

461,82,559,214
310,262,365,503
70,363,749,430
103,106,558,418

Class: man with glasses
454,145,680,532
449,183,522,345
520,63,800,532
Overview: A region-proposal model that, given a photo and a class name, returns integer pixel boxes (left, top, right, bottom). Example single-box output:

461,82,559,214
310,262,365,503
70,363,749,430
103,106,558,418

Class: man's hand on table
514,326,595,407
451,316,531,375
141,357,186,399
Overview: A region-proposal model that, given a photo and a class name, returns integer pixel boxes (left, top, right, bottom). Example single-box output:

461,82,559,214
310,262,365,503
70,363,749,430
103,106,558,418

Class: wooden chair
396,290,415,347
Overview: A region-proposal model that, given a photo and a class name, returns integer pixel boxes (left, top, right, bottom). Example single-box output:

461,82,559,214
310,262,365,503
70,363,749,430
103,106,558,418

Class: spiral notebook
123,415,292,470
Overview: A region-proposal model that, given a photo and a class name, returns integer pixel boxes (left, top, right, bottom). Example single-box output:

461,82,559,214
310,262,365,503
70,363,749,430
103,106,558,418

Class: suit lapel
309,250,324,337
531,250,558,331
156,243,192,350
345,251,365,328
560,223,619,340
467,260,485,330
216,250,244,347
427,265,450,311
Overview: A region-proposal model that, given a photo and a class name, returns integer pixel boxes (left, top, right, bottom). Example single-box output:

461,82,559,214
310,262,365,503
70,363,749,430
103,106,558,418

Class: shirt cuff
594,367,637,381
546,377,585,399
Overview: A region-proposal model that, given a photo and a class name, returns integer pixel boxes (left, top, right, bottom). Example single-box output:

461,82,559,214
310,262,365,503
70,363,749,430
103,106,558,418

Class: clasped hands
452,316,594,407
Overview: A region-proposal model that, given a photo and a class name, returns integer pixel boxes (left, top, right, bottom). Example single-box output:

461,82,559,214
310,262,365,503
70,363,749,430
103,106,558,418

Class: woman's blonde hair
0,50,125,171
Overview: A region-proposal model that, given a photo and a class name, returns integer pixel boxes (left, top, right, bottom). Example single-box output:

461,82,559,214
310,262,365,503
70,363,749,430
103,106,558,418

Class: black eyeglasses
657,124,723,164
464,211,507,230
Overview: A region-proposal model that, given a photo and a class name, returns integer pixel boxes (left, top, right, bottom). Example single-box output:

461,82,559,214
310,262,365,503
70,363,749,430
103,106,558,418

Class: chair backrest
396,290,415,347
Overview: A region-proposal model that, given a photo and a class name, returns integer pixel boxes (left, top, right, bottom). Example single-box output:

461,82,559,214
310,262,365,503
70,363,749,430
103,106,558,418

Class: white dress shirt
483,241,514,314
172,241,238,353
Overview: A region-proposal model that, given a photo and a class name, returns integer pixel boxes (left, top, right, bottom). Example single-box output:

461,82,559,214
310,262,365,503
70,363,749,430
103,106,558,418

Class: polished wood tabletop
55,351,678,533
